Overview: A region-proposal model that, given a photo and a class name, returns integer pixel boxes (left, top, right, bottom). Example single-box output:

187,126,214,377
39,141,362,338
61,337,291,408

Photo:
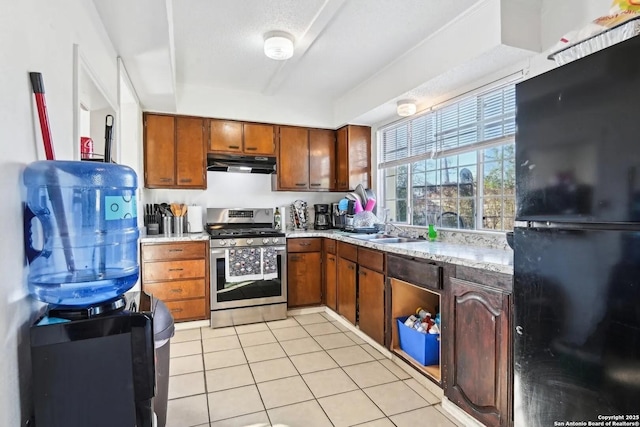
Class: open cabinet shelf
389,277,441,384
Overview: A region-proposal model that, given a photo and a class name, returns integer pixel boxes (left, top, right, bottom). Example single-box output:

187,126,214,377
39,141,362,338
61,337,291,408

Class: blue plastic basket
396,316,440,366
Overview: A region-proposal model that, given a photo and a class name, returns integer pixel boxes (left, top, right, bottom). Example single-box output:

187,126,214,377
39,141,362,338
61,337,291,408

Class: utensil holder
173,216,184,236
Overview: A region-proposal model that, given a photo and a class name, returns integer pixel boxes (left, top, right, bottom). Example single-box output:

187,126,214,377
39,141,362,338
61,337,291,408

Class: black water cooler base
30,292,174,427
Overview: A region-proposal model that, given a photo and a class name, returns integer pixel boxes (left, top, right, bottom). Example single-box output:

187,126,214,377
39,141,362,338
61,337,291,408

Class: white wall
370,0,612,197
0,1,119,425
144,173,342,228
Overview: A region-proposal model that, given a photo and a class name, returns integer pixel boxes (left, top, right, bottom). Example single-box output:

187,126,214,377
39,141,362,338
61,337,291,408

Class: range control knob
229,239,236,246
272,237,280,244
219,240,227,246
262,238,270,244
246,239,254,245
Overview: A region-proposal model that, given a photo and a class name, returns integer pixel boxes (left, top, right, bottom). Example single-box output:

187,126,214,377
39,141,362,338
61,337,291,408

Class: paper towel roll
187,205,204,233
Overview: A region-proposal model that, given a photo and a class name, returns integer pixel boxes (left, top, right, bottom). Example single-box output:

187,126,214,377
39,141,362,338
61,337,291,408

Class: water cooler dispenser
24,161,174,427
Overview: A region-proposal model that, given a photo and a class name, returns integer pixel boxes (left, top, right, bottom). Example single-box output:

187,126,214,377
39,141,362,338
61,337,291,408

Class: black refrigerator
514,35,640,426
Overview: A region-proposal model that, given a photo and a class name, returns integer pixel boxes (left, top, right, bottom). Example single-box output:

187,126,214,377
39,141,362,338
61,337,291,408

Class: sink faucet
384,221,411,237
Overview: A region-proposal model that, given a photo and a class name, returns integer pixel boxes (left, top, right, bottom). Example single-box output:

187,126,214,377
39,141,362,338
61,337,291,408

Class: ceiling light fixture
264,32,294,60
396,100,417,117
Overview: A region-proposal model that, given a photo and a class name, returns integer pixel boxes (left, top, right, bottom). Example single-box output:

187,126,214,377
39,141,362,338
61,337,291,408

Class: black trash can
151,297,175,427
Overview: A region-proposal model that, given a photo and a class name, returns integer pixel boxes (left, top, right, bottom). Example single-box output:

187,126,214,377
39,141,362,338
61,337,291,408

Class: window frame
377,81,518,232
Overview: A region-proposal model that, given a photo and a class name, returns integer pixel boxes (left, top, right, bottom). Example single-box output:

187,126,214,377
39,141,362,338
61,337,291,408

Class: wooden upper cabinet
144,113,206,189
176,117,206,188
336,125,371,191
278,126,310,190
209,119,242,153
144,114,176,187
309,128,336,191
209,120,275,155
244,123,275,155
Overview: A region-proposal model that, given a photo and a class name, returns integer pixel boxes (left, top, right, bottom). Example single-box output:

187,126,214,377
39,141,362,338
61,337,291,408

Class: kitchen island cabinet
144,113,206,189
445,266,512,427
140,241,209,322
287,238,322,307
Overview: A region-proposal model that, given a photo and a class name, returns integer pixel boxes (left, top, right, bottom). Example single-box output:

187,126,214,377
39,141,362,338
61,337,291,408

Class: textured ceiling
93,0,542,125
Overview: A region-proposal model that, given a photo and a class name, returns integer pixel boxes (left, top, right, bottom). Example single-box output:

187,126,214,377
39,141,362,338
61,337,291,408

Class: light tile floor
167,313,464,427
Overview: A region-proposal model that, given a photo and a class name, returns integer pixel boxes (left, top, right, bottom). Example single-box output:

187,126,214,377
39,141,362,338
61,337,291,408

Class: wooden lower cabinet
288,252,322,307
357,266,384,345
140,241,209,322
337,257,357,324
324,252,337,311
445,277,511,427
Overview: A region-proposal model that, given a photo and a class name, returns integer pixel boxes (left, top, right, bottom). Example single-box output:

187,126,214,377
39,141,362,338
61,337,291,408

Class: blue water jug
24,160,139,306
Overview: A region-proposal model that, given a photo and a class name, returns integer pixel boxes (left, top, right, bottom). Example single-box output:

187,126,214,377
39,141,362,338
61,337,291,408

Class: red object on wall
80,137,94,159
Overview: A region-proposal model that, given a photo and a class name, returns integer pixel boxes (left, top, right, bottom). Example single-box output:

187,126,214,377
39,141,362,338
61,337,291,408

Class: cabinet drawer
164,299,207,321
324,239,336,255
358,247,384,273
337,242,357,262
143,279,206,301
287,238,321,252
143,259,206,282
142,242,206,261
387,254,442,291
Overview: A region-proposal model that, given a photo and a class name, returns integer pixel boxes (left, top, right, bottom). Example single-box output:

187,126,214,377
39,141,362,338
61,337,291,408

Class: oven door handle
211,246,286,254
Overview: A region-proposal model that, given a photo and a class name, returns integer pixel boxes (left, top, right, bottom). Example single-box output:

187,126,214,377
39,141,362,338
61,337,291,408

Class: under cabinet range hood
206,154,276,174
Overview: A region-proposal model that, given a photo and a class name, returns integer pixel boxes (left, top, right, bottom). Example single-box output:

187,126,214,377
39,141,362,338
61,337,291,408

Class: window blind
380,84,516,168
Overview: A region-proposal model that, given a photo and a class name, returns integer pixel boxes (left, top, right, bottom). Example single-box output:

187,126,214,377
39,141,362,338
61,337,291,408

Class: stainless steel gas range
206,208,287,328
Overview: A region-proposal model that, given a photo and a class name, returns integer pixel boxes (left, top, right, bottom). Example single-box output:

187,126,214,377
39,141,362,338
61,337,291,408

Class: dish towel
225,248,263,283
262,247,279,280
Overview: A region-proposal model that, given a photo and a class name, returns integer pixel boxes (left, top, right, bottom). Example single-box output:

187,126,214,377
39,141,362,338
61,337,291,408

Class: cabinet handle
295,183,306,187
170,308,183,313
310,183,321,187
328,256,335,261
160,177,172,182
228,145,240,149
245,147,257,151
290,255,301,261
359,270,367,276
348,265,355,270
169,268,184,272
168,249,183,252
179,178,192,183
170,288,183,293
299,242,311,246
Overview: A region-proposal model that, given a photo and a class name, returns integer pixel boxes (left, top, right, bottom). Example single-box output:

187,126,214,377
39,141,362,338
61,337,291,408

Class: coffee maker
314,204,331,230
331,202,346,229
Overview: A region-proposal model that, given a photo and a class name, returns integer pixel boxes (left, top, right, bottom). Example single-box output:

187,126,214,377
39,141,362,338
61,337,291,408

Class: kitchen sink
373,237,423,244
346,233,424,244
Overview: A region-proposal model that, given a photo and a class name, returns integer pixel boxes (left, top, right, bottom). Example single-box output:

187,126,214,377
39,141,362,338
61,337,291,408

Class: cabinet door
244,123,275,155
288,252,321,307
309,129,335,190
446,278,511,427
325,253,337,311
144,114,175,187
209,119,242,153
335,127,349,191
176,117,206,188
347,125,371,190
278,126,309,190
337,257,357,324
358,266,384,345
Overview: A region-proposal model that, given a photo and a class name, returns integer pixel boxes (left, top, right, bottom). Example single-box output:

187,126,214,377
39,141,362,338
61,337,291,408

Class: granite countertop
139,232,210,243
286,229,513,275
